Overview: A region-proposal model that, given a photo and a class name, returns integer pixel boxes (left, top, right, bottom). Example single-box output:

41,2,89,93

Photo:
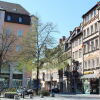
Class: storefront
0,74,9,89
81,70,100,94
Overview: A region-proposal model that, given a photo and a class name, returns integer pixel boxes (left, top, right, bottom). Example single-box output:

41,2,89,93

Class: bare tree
18,19,57,94
0,29,17,76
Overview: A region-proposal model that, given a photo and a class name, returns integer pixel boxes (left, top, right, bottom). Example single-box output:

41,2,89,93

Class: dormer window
12,8,17,11
7,15,11,21
19,17,23,23
0,6,3,10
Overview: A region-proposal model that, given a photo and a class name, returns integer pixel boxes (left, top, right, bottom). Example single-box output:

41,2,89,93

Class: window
89,14,91,21
96,58,99,67
79,63,82,71
88,60,90,69
79,37,82,45
84,61,87,69
84,30,86,38
12,8,17,11
72,42,74,48
91,40,94,51
75,40,78,46
87,43,89,53
74,51,78,59
7,15,11,21
73,52,75,58
91,25,93,34
93,9,96,16
17,30,23,37
87,28,90,36
5,44,11,50
84,17,87,23
5,28,11,35
76,51,78,59
86,15,89,22
95,38,99,49
95,23,98,32
91,11,93,18
92,59,95,68
88,41,91,52
84,44,86,53
16,45,21,52
19,17,23,23
79,49,82,58
84,43,88,53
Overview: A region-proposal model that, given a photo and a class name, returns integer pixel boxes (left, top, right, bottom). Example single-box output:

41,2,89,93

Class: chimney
97,2,100,5
62,36,66,41
77,28,80,33
70,31,73,36
59,38,63,44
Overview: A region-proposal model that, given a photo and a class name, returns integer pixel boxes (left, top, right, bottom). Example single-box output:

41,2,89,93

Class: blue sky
1,0,99,42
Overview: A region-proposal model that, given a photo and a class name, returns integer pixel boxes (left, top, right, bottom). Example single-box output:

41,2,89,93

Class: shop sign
84,71,94,75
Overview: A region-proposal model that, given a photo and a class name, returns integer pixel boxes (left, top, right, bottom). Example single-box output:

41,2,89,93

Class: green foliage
39,90,50,96
5,88,17,92
17,60,37,72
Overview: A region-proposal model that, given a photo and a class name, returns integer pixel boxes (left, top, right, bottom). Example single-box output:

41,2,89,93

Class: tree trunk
36,65,39,95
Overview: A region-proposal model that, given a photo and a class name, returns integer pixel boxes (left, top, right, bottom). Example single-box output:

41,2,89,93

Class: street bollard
51,93,55,97
14,95,20,100
30,94,33,99
40,94,44,98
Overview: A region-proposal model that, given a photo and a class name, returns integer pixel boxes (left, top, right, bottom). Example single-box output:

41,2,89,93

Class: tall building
82,2,100,94
0,1,36,89
71,26,83,74
63,35,72,93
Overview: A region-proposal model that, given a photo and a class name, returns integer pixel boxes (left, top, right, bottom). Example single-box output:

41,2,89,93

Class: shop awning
81,74,97,79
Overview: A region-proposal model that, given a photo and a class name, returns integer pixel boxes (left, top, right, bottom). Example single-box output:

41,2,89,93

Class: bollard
30,94,33,99
40,94,44,98
51,93,55,97
14,95,20,100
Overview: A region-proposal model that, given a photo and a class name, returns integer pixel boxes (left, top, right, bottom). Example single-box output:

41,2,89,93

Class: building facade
0,1,36,89
82,2,100,94
32,1,100,95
